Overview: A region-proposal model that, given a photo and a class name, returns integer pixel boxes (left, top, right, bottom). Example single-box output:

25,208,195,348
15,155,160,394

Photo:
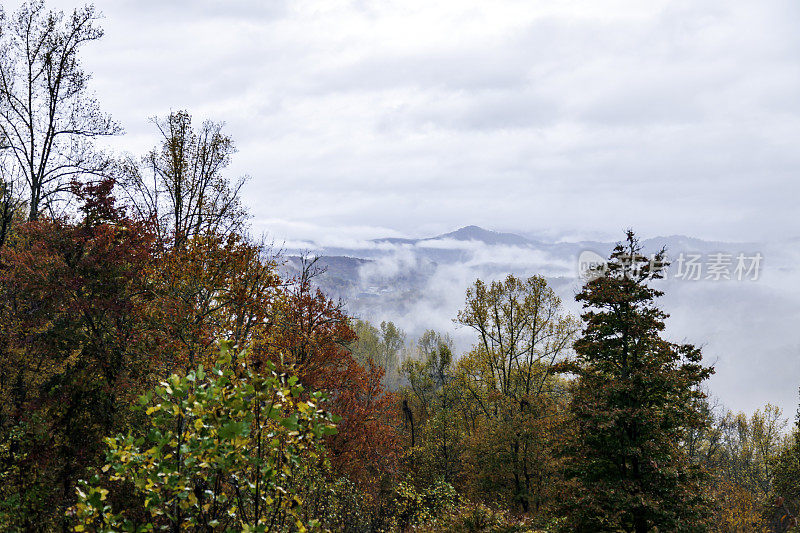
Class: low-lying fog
280,226,800,418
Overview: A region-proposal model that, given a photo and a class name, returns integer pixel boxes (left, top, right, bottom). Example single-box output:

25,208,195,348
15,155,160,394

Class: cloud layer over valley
283,226,800,417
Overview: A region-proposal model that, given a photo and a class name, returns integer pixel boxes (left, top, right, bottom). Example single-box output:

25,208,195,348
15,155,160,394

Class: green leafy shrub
390,478,458,530
412,501,542,533
0,414,54,530
69,342,338,532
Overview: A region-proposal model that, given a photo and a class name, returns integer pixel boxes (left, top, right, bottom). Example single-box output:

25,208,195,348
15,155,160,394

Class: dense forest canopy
0,2,798,532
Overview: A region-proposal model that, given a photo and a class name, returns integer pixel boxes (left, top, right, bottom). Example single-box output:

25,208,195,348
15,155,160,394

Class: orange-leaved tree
253,260,401,491
147,231,281,371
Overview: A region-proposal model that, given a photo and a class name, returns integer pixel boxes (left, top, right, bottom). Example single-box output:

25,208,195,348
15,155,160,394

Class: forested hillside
1,2,799,532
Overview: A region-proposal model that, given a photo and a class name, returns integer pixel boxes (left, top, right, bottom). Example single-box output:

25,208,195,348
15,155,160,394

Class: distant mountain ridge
368,225,749,251
279,225,769,316
373,225,535,247
285,226,757,269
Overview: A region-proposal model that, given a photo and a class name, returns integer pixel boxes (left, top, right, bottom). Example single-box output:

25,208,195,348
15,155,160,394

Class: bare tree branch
0,1,120,221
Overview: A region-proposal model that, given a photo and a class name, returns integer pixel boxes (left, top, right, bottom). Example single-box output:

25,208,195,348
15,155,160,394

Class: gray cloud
39,0,796,242
13,0,794,246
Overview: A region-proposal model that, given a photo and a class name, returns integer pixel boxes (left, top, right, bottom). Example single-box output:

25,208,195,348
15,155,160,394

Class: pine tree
560,231,714,532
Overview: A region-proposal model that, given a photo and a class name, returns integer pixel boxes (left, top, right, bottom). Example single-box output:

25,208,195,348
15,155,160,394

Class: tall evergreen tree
560,231,714,532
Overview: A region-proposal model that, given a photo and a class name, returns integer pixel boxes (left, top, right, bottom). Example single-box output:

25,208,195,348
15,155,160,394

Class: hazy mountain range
280,226,800,418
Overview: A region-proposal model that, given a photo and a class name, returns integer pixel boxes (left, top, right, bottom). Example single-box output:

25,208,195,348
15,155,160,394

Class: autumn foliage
0,173,402,530
260,265,401,488
0,179,159,528
1,151,798,533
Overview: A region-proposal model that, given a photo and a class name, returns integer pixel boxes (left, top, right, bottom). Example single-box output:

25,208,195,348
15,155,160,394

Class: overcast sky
11,0,799,243
4,0,799,416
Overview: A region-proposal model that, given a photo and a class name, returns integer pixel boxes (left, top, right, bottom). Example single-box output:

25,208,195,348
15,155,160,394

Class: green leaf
281,414,299,431
219,421,247,439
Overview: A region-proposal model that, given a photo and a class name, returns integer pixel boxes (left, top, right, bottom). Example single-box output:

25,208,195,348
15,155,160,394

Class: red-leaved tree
253,260,401,490
0,178,159,529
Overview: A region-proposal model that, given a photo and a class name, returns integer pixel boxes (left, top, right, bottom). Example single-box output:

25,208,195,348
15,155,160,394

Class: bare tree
0,1,120,221
120,110,248,247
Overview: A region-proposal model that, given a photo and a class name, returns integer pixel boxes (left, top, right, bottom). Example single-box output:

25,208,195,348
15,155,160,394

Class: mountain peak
430,225,531,246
